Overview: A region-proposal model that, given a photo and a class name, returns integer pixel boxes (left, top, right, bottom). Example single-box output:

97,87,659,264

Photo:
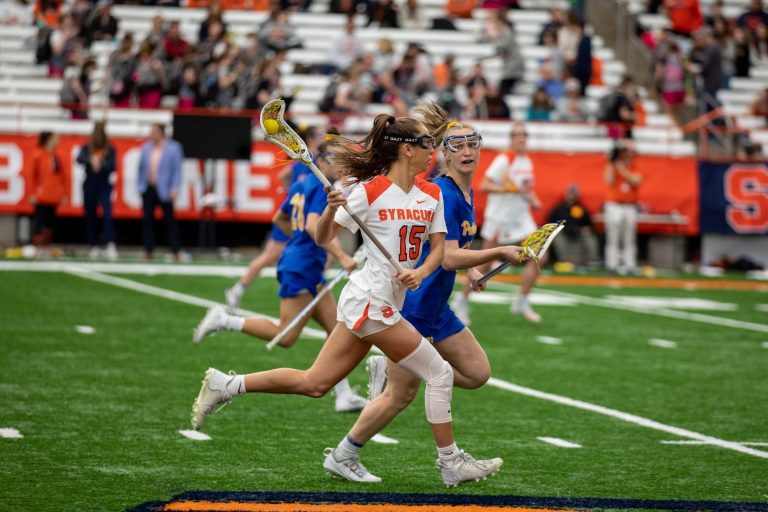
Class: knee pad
397,339,454,424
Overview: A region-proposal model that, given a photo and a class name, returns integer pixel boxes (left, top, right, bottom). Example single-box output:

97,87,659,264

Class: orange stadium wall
0,134,700,236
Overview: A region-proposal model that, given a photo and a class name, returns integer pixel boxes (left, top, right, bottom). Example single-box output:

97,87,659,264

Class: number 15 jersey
334,174,447,308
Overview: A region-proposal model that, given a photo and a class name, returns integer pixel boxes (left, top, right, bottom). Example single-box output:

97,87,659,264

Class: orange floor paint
164,502,575,512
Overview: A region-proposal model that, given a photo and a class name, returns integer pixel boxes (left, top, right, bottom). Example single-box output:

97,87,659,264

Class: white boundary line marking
537,436,582,448
648,338,678,349
661,440,768,446
0,428,23,439
179,429,211,441
63,266,327,340
487,377,768,459
486,281,768,333
536,335,562,345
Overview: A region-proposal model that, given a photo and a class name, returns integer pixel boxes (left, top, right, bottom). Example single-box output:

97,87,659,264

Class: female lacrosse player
190,114,502,487
324,100,525,483
192,139,368,413
225,126,326,313
452,120,546,324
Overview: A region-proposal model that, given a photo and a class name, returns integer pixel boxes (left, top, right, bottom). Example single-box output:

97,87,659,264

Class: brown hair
329,114,424,183
89,121,108,152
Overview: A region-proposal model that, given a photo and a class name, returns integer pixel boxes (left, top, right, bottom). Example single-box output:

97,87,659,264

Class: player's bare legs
453,238,498,325
513,252,547,323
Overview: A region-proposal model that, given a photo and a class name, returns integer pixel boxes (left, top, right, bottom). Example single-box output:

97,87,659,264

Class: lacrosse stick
477,220,566,286
260,98,403,273
266,246,366,350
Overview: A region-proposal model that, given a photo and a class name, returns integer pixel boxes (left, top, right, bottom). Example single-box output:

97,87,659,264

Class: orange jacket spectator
589,56,604,85
30,144,65,206
665,0,703,36
446,0,474,19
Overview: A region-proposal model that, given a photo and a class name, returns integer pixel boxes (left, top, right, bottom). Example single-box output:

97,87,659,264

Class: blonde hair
413,99,476,147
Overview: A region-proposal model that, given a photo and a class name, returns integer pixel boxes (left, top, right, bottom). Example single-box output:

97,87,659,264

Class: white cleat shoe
193,306,228,343
365,355,388,401
88,246,100,261
323,448,382,483
512,301,541,323
105,242,118,262
437,450,503,488
450,294,471,326
191,368,237,430
335,391,368,413
225,286,241,314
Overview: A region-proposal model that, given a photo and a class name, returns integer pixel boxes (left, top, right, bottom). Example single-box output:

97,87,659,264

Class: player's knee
302,377,333,398
463,368,490,389
384,381,420,410
426,358,453,394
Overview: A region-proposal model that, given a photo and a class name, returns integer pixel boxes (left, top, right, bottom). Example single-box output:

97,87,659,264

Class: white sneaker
106,242,118,262
365,355,388,401
225,286,241,314
193,306,228,343
335,391,368,413
191,368,237,430
511,300,541,323
323,448,382,483
450,294,471,326
88,246,100,261
437,450,503,488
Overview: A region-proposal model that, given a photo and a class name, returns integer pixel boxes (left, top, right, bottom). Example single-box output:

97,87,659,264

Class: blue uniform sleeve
280,184,297,215
442,185,461,241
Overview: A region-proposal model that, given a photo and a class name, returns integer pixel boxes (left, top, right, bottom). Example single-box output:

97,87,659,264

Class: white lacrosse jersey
335,174,447,308
483,151,535,224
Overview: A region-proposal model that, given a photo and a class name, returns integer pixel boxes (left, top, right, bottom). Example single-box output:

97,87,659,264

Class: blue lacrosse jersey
276,172,328,281
290,161,313,184
402,175,476,338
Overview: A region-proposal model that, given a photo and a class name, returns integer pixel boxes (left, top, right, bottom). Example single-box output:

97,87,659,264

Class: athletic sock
225,315,246,332
437,442,459,460
335,435,363,460
226,374,246,397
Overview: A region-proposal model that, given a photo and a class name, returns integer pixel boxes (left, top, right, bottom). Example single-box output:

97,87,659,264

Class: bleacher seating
0,1,697,155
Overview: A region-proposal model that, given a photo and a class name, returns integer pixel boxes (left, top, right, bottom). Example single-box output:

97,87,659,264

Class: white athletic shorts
480,213,537,245
337,280,402,338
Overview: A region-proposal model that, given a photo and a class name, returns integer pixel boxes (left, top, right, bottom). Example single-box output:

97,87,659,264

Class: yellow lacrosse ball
263,119,279,135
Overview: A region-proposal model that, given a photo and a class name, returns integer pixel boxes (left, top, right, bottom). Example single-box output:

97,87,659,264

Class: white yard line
536,336,562,345
75,325,96,334
487,377,768,460
661,440,768,447
487,281,768,334
537,437,582,448
63,266,327,340
0,428,23,439
179,430,211,441
648,338,678,349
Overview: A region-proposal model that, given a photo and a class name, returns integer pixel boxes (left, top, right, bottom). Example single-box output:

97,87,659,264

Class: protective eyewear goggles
443,132,483,152
384,134,436,149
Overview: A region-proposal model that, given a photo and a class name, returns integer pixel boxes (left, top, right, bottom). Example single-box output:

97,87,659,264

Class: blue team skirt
402,303,465,344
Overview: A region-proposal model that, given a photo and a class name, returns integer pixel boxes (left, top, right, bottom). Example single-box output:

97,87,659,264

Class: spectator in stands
34,0,63,28
2,0,34,26
547,184,599,269
733,27,752,78
737,0,768,42
400,0,426,29
85,0,117,44
29,131,64,254
162,21,189,61
372,37,396,75
541,29,564,80
245,55,283,109
494,11,525,96
751,21,768,64
134,42,167,108
712,17,735,89
433,53,456,91
554,77,589,122
138,123,183,262
332,61,373,114
748,87,768,118
48,12,80,77
260,10,303,52
604,142,642,275
197,19,227,65
199,1,226,43
60,57,96,119
538,7,564,45
445,0,474,20
526,86,555,121
366,0,399,28
177,64,203,110
705,0,728,29
665,0,703,38
535,59,565,101
569,16,592,96
484,85,511,119
599,74,637,140
145,14,166,48
78,121,118,261
689,26,723,108
328,0,366,15
557,11,581,74
108,32,135,107
435,70,467,118
654,40,687,126
325,14,363,74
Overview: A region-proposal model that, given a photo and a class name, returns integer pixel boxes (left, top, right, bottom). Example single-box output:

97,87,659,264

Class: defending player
452,120,545,323
324,100,524,483
190,114,502,487
192,139,368,413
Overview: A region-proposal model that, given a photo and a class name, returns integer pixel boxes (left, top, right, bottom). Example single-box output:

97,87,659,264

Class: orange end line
164,501,575,512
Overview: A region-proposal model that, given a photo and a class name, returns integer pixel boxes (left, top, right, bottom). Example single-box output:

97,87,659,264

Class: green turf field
1,263,766,511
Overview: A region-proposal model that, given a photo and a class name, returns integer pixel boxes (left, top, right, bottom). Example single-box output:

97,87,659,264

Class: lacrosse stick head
260,98,312,164
520,220,566,266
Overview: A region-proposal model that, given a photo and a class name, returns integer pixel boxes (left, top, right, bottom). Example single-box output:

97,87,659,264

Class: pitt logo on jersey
378,208,434,222
461,220,476,237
